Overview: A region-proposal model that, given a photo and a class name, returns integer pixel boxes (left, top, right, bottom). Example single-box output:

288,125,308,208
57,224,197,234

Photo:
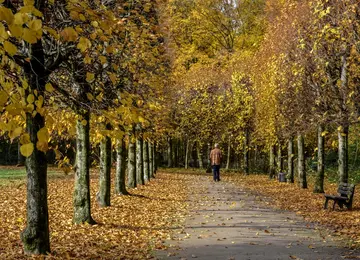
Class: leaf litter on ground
0,170,191,259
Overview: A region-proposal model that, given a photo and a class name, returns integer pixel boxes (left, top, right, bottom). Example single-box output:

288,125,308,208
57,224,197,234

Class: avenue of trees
0,0,360,256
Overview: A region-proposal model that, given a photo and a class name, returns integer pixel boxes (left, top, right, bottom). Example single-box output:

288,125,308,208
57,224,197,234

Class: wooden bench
324,182,355,210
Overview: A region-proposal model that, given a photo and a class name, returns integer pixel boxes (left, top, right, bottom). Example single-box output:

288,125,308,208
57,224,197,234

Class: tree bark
314,125,325,193
243,129,250,175
277,143,283,173
127,138,136,188
149,143,154,178
185,140,190,169
297,134,307,189
143,141,150,183
197,142,203,168
20,25,50,254
269,145,276,179
21,113,50,254
115,138,129,195
97,124,112,207
153,143,157,176
167,137,172,167
226,137,231,170
287,137,294,183
136,136,144,185
73,110,96,224
338,125,348,184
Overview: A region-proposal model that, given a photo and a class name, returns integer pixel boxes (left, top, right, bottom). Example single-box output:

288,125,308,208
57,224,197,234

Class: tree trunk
143,141,150,183
269,145,276,179
314,125,325,193
226,137,231,170
21,113,50,254
185,140,190,169
153,143,157,176
73,110,96,224
297,134,307,189
167,137,172,167
20,28,50,255
115,138,129,195
243,129,250,175
197,142,203,168
127,138,136,188
287,137,294,183
277,143,283,173
338,125,348,184
149,143,154,178
97,125,112,207
136,136,144,185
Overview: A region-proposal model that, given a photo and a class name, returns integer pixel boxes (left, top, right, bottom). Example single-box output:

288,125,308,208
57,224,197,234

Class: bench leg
324,198,329,209
332,200,336,210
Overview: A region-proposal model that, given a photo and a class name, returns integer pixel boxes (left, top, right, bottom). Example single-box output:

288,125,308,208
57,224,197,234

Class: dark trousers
212,165,220,181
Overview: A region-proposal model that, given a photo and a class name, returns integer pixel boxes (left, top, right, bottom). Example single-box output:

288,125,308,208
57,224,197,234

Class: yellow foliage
20,143,34,157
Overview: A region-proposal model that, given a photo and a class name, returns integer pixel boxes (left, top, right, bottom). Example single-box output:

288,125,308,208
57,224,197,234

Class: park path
156,174,359,260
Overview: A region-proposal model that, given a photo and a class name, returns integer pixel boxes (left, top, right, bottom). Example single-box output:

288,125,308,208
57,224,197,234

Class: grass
0,166,65,186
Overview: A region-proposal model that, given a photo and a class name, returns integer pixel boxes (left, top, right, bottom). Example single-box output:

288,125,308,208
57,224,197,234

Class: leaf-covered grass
224,172,360,248
0,170,190,259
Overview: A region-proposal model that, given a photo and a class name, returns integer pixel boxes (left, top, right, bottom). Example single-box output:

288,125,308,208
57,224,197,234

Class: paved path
156,175,359,260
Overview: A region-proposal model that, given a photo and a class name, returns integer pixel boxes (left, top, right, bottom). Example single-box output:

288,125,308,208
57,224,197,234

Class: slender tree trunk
149,143,154,177
73,110,96,224
277,143,283,173
243,129,250,175
185,140,190,169
314,125,325,193
338,125,349,184
287,137,294,183
226,137,231,170
136,136,144,185
115,138,129,195
197,142,203,168
254,144,258,171
127,138,136,188
153,143,157,176
269,145,276,179
297,134,307,188
167,137,172,167
97,124,112,207
143,141,150,183
20,29,50,254
174,139,179,167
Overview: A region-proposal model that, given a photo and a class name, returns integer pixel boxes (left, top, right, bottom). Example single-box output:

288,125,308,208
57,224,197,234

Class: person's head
214,143,219,148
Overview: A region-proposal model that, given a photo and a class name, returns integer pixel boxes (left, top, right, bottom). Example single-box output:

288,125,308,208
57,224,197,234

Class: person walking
210,143,222,182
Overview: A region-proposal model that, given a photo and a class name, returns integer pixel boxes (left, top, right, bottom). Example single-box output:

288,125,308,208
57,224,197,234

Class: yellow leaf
109,73,117,84
60,27,78,42
86,72,95,83
84,55,92,64
24,0,35,6
4,41,17,56
91,21,98,27
79,14,86,21
27,94,35,104
45,82,54,92
10,127,22,140
0,23,9,41
28,19,42,31
13,13,24,25
86,93,94,101
35,95,43,108
81,119,87,126
0,7,14,24
20,143,34,157
37,127,49,143
9,24,23,38
0,90,8,106
77,37,91,52
99,56,107,64
69,11,79,20
22,28,38,44
20,133,31,145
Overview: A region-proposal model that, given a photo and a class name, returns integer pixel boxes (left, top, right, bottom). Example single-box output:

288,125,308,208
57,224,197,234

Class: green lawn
0,167,65,186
